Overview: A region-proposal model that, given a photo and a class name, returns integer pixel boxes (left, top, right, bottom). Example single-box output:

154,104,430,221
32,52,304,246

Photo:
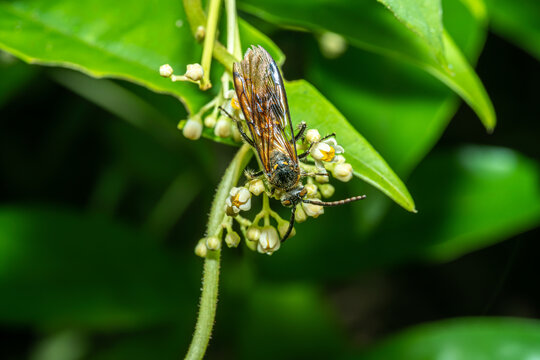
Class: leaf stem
199,0,222,90
184,144,252,360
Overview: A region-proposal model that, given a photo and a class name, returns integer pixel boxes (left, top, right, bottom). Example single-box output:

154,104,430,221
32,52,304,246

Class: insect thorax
267,150,300,191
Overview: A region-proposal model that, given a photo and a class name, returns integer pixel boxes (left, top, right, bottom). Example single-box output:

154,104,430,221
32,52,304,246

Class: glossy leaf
377,0,445,65
484,0,540,60
358,318,540,360
286,80,415,212
238,0,496,131
0,0,283,114
0,206,194,329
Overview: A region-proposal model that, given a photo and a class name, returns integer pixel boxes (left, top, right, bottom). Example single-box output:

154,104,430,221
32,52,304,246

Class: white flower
185,63,204,81
302,200,324,218
225,187,252,216
305,129,321,144
248,179,265,196
214,116,231,138
182,118,203,140
225,231,241,248
333,163,353,182
159,64,174,78
205,236,221,251
310,138,345,171
257,226,281,255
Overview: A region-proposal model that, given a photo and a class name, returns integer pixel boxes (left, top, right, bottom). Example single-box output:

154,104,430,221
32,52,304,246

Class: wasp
230,45,366,242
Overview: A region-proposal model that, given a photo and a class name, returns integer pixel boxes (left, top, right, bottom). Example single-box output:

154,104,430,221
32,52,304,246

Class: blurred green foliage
0,0,539,359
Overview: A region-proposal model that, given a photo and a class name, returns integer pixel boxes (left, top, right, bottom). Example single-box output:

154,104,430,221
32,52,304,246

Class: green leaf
377,0,445,65
0,0,283,114
484,0,540,61
358,318,540,360
286,80,416,212
0,206,194,329
238,0,496,130
359,146,540,267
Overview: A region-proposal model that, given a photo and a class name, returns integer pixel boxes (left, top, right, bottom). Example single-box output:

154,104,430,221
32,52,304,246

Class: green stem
184,144,252,360
199,0,222,90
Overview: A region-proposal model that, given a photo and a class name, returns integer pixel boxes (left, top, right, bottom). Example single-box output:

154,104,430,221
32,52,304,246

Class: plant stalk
184,144,252,360
198,0,221,90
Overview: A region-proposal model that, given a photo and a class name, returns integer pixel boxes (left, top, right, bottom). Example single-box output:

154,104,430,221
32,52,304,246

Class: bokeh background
1,0,539,359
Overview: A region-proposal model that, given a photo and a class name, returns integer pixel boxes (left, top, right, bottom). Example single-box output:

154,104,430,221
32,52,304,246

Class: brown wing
233,45,297,174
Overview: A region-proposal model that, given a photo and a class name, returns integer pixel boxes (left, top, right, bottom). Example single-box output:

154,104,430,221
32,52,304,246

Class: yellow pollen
320,146,335,162
231,194,243,207
283,161,288,165
231,98,240,110
273,164,278,170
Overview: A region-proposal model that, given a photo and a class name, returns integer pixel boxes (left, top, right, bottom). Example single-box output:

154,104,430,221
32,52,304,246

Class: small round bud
334,155,346,164
333,163,353,182
182,118,203,140
195,25,205,41
278,222,296,239
302,201,324,218
194,240,208,258
204,113,217,128
246,226,261,242
319,184,335,198
319,31,347,59
231,123,243,142
225,231,241,248
257,226,281,255
206,236,221,251
315,174,330,183
248,179,265,196
295,205,307,223
214,116,231,138
159,64,174,78
304,183,318,197
305,129,321,144
185,63,204,81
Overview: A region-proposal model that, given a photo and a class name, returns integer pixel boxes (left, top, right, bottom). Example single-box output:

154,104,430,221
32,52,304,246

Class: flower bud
334,155,346,164
195,26,205,41
182,118,203,140
333,163,353,182
204,113,217,128
305,129,321,144
185,63,204,81
246,226,261,242
248,179,265,196
319,184,335,198
315,174,329,183
231,123,243,142
257,226,281,255
295,205,307,223
205,236,221,251
159,64,174,78
194,240,208,258
214,116,231,138
225,231,241,248
277,222,296,239
224,89,236,99
304,183,318,197
302,201,324,218
319,31,347,59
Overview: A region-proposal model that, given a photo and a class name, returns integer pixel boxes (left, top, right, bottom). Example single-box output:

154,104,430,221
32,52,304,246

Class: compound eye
299,188,307,197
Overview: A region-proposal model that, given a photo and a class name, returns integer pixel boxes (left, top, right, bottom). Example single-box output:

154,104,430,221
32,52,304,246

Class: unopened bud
182,118,203,140
304,183,318,197
185,63,204,81
194,240,208,258
257,226,281,255
295,205,307,223
319,184,335,198
319,31,347,59
204,113,217,128
305,129,321,144
302,201,324,218
159,64,174,78
231,123,243,142
315,174,329,183
214,116,231,138
195,26,205,41
333,163,353,182
206,236,221,251
248,179,265,196
278,222,296,239
246,226,261,242
225,231,241,248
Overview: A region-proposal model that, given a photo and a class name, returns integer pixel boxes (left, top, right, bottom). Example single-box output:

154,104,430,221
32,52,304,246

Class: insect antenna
281,206,297,243
302,195,367,207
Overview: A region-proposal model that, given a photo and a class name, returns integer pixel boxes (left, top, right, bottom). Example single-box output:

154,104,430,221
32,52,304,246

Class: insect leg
219,106,255,147
245,169,264,179
321,132,336,141
293,121,307,143
281,206,297,243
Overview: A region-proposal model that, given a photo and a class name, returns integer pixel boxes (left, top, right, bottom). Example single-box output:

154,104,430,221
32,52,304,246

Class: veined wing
233,45,297,174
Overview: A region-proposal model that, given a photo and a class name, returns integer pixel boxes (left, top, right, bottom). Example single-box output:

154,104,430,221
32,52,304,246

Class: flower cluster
194,126,356,258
